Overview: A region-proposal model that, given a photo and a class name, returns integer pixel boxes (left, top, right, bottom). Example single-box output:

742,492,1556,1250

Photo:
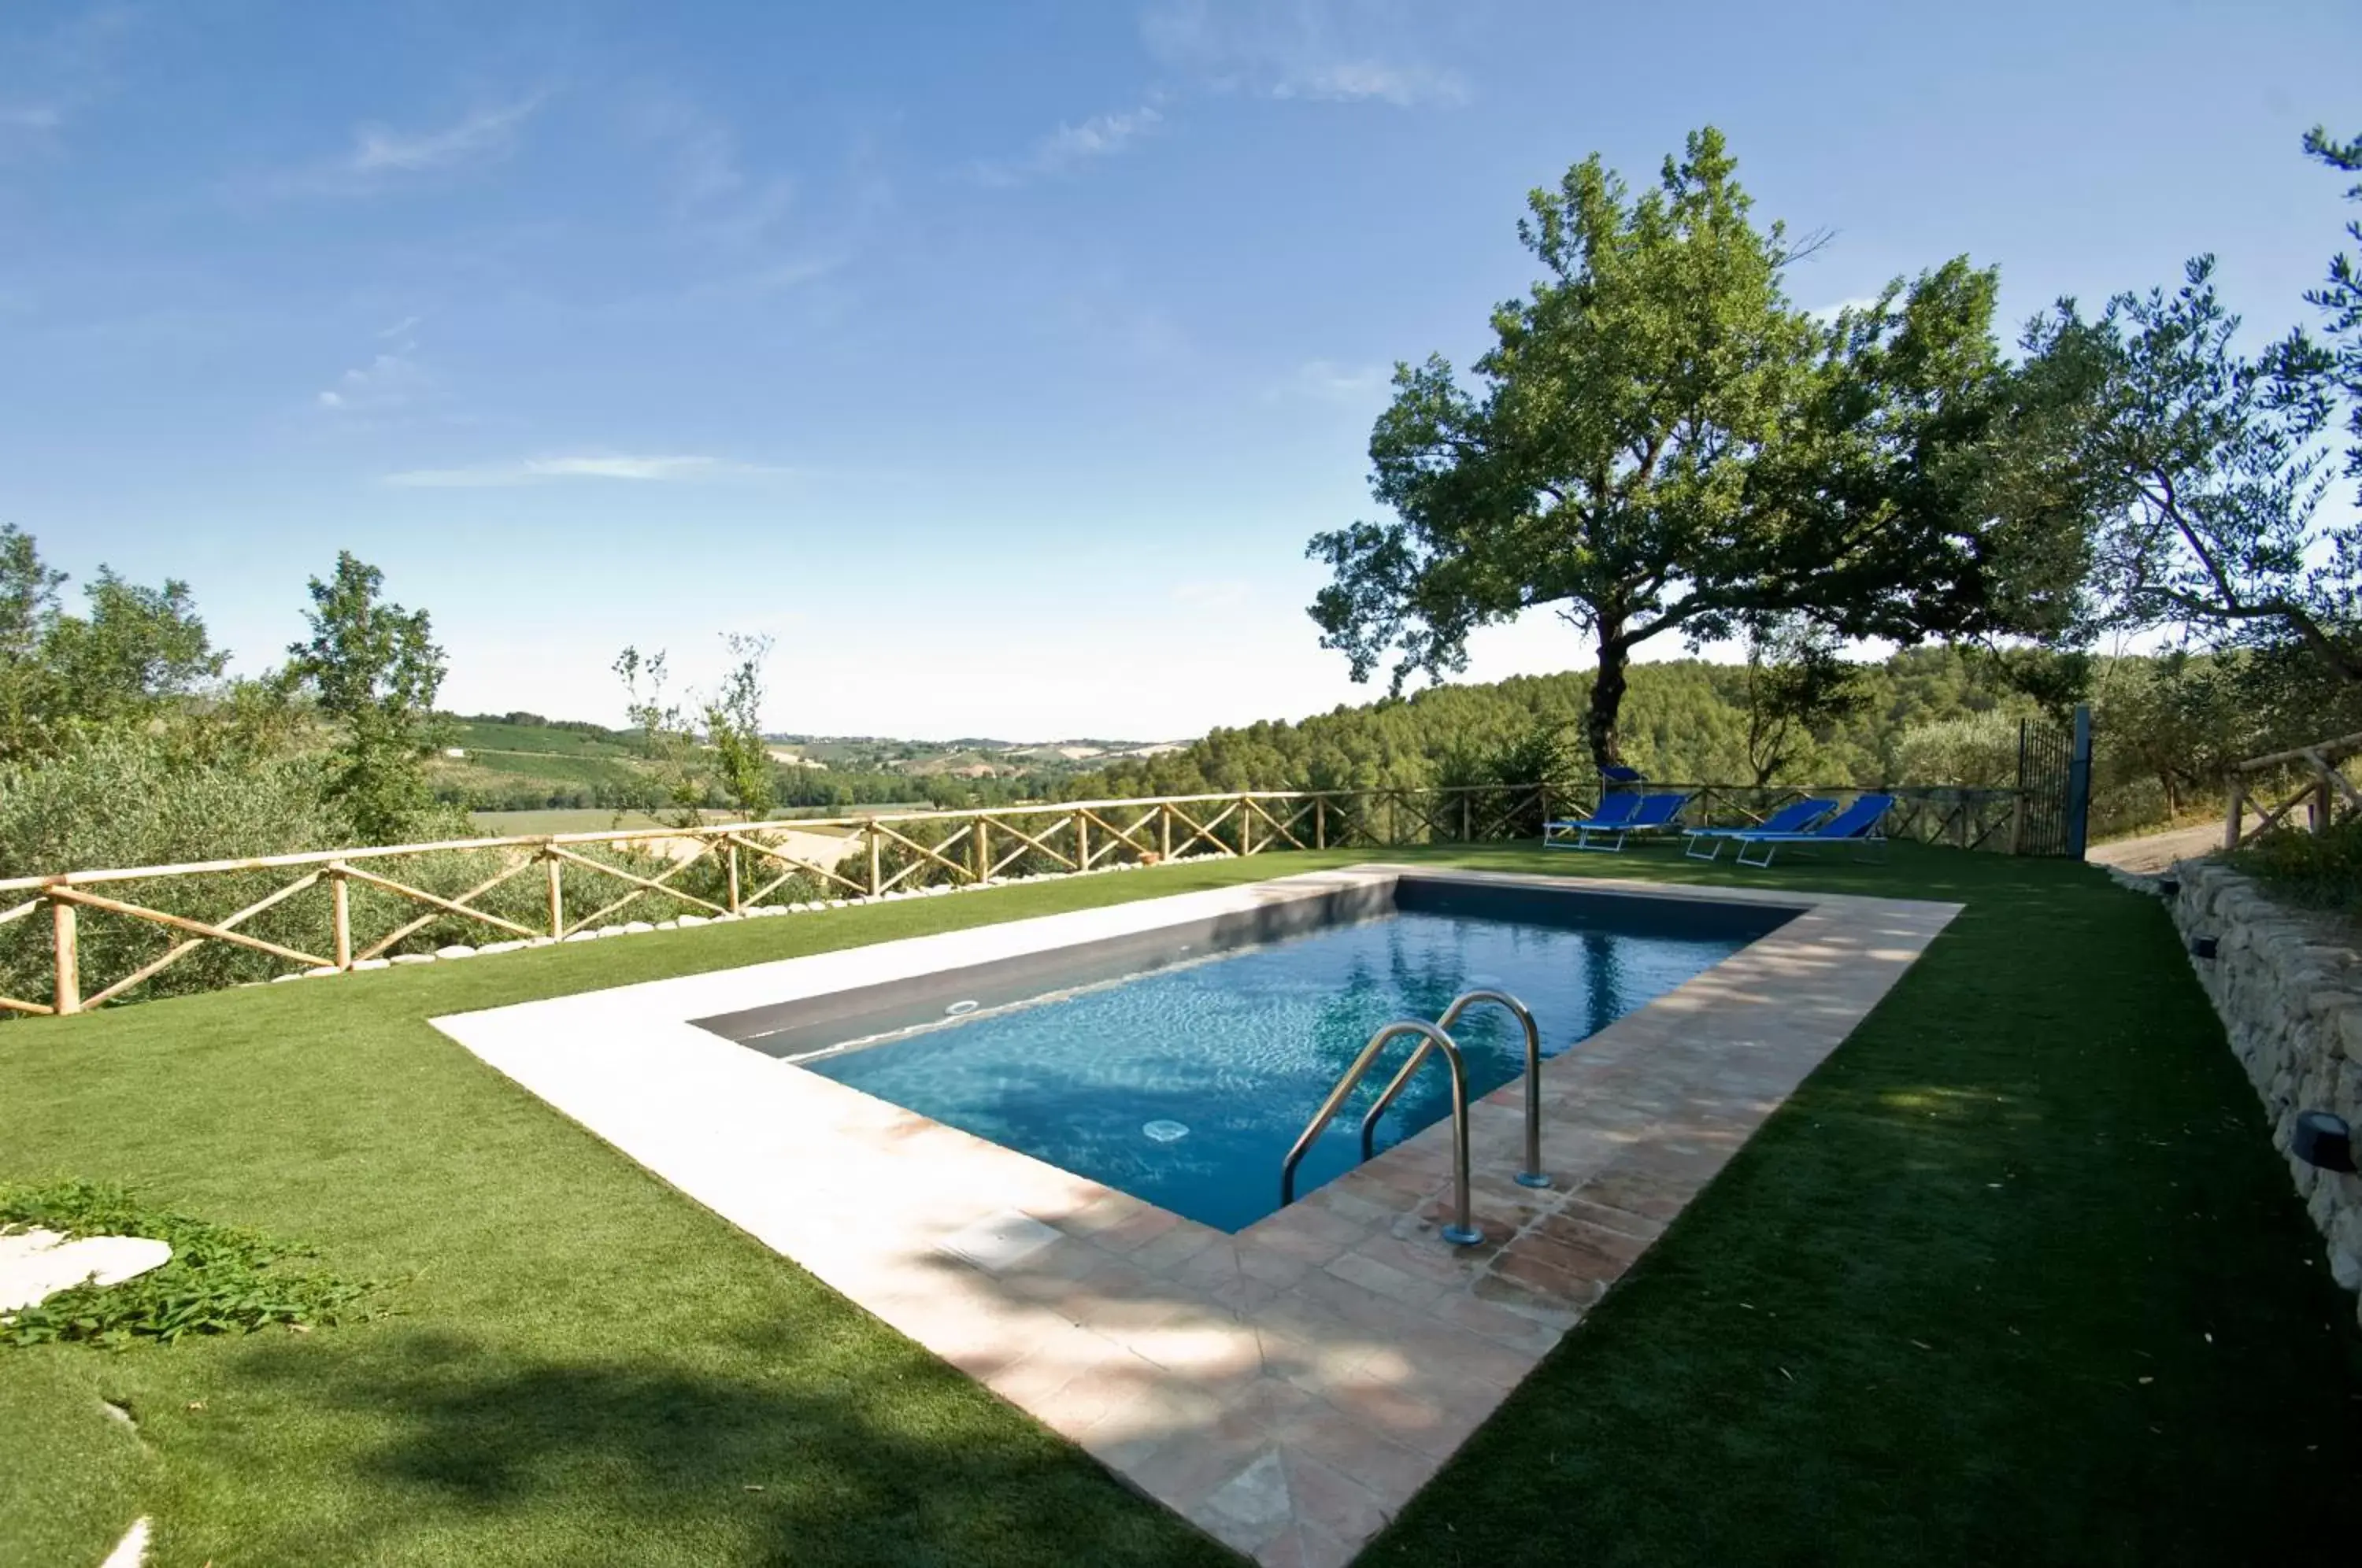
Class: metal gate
2016,704,2093,858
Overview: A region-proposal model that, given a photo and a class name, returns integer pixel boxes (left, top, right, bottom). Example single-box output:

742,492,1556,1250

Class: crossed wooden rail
2223,730,2362,851
3,780,2044,1019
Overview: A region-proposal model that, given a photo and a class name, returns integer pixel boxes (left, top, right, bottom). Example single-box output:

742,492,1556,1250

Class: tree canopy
2016,259,2350,677
2302,126,2361,505
2002,128,2362,691
0,525,225,759
1308,128,2072,769
283,552,448,843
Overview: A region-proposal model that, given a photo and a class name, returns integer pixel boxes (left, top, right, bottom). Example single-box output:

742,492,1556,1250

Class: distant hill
431,714,1186,815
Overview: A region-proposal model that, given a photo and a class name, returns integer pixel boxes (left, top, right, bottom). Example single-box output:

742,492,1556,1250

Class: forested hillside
1068,646,2358,841
1072,650,2019,793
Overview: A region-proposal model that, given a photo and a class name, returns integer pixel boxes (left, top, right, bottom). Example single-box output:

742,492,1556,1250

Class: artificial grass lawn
2,848,2357,1565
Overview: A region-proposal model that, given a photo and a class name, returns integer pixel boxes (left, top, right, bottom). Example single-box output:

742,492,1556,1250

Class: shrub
0,732,823,1008
2227,819,2362,917
1889,713,2020,789
0,734,350,1004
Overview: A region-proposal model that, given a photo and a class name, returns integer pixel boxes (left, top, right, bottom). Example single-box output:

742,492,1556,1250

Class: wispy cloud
632,97,796,246
1141,0,1467,107
246,93,548,198
0,3,138,153
1271,59,1462,106
604,93,877,305
1273,358,1390,403
1170,579,1257,612
973,102,1164,187
381,453,782,487
317,317,431,416
348,94,544,174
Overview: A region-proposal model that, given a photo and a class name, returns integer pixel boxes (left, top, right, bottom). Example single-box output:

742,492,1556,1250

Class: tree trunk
1585,627,1630,771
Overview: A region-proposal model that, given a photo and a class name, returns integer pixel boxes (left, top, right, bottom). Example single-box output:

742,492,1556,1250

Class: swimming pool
698,878,1790,1230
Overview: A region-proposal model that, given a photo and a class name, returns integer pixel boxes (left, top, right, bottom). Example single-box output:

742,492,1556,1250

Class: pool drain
945,999,979,1016
1142,1119,1190,1143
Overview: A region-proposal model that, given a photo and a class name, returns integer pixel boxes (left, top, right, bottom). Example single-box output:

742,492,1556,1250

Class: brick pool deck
435,866,1959,1566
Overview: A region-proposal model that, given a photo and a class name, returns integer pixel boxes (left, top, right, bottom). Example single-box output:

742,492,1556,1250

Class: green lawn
3,848,2356,1566
446,749,651,788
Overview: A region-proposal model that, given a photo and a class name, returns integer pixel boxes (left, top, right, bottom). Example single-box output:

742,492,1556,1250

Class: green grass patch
444,749,651,788
446,719,642,758
2,847,2357,1566
1,1180,372,1349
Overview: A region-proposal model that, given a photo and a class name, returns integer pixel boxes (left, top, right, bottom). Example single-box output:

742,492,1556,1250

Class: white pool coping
433,864,1960,1566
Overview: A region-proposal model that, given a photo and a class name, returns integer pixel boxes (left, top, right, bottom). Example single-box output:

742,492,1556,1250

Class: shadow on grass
227,1322,1235,1568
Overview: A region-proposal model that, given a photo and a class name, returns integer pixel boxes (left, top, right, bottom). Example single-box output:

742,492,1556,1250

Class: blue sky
4,1,2357,739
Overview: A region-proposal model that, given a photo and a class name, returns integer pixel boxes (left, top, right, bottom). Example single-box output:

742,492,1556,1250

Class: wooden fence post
331,867,352,968
2224,773,2245,852
866,822,882,897
1314,795,1326,850
972,816,989,883
50,890,78,1016
1160,804,1172,862
1460,792,1471,841
545,849,565,937
727,843,742,913
1075,810,1090,871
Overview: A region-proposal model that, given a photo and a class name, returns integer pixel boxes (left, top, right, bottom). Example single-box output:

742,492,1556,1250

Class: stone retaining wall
2165,859,2362,1323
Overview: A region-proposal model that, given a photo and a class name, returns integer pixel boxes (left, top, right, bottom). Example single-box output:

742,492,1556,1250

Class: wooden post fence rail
2223,730,2362,852
2,781,2049,1019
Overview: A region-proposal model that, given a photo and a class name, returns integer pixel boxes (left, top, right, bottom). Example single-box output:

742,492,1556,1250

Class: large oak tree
1308,128,2071,769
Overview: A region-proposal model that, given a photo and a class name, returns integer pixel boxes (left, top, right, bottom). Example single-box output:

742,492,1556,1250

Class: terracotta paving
435,865,1960,1566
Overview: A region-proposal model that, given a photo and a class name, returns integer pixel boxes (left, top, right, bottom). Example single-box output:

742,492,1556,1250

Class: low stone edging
2149,858,2362,1322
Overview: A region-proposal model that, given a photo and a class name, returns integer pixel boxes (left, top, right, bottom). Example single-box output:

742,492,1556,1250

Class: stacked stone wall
2166,860,2362,1324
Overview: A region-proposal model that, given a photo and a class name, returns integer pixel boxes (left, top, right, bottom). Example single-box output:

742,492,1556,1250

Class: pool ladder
1277,989,1550,1247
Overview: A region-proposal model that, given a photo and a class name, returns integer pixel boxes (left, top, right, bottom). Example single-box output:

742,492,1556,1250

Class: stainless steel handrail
1279,1019,1482,1245
1360,989,1550,1190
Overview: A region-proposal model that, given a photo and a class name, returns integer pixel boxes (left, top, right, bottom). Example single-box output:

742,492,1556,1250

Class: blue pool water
802,906,1757,1231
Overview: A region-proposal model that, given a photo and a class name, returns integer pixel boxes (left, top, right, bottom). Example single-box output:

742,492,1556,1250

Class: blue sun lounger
1548,791,1689,852
1682,797,1838,861
1727,793,1897,867
1542,791,1643,850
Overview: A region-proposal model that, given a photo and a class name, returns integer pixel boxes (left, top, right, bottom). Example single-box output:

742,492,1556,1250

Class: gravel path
2087,817,2246,873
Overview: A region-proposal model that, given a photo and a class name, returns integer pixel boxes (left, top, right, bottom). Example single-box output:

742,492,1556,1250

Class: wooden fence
2,782,2042,1019
2223,730,2362,850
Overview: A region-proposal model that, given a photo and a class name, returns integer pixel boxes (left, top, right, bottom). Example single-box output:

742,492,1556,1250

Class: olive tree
1308,128,2075,768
